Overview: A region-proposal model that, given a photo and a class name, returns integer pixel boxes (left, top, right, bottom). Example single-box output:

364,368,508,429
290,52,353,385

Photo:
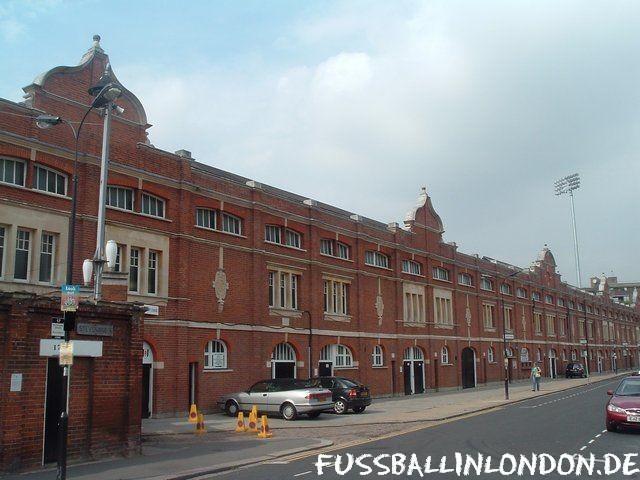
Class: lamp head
88,68,123,108
35,114,62,129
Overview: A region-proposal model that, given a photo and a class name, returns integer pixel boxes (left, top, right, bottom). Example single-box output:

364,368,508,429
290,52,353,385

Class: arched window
403,346,424,361
204,339,227,370
272,342,295,361
320,344,353,368
536,348,542,362
372,345,384,367
488,347,495,363
571,350,577,361
441,346,450,364
520,347,529,363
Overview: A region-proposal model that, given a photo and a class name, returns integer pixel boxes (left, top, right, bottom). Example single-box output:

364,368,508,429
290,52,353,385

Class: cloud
0,0,61,42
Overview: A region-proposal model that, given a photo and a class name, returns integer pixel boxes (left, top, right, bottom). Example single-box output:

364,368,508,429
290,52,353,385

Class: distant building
1,37,639,471
587,275,639,306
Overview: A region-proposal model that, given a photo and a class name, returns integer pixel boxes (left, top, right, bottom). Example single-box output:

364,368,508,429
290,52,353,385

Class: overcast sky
1,0,638,287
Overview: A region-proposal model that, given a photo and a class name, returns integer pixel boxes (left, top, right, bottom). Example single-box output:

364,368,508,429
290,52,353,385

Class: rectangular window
323,279,349,315
434,294,453,326
285,229,301,248
480,277,493,291
517,287,527,298
0,225,5,278
222,213,241,234
432,267,449,281
458,273,473,286
320,239,334,256
500,283,511,295
557,298,565,307
545,294,553,304
0,158,25,186
365,251,388,268
129,248,140,292
534,313,542,334
337,242,350,259
106,186,134,211
546,314,555,335
559,316,567,336
532,292,541,301
141,193,165,218
113,243,123,272
402,260,422,275
268,270,299,310
39,233,55,283
148,250,158,294
33,165,67,195
483,304,495,329
504,307,513,331
265,225,281,244
14,229,30,281
196,208,216,229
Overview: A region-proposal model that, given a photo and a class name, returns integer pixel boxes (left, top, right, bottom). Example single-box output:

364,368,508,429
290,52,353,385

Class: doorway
43,358,64,464
188,362,197,410
142,342,153,418
318,361,332,376
461,348,476,388
548,349,557,378
402,347,425,395
271,343,296,379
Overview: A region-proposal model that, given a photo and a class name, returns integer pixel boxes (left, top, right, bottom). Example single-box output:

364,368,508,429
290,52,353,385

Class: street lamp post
302,310,313,378
498,269,525,400
554,173,582,288
36,70,122,480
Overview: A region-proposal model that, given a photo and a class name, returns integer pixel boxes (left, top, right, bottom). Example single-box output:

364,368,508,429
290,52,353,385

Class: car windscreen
615,379,640,396
338,378,360,388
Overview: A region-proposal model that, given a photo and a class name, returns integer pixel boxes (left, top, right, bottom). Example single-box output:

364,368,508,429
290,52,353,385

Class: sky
1,0,639,287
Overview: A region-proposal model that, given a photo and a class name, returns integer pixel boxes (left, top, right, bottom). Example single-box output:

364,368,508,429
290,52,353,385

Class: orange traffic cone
235,411,247,432
247,406,258,432
257,415,273,438
188,404,198,423
195,413,206,434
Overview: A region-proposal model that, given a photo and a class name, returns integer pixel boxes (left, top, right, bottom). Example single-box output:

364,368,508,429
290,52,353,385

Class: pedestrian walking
531,364,541,391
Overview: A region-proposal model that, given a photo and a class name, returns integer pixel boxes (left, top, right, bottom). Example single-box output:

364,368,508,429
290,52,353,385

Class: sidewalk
2,372,627,480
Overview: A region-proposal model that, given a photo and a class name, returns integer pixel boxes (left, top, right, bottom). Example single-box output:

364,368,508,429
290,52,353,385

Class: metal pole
93,105,113,301
502,294,509,400
569,190,582,288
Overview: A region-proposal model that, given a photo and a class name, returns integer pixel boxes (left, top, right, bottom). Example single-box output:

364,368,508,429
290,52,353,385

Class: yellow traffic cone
235,411,247,432
188,404,198,423
247,406,258,432
195,413,206,434
257,415,273,438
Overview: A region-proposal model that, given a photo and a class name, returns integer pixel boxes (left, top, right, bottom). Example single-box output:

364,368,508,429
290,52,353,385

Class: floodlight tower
554,173,582,288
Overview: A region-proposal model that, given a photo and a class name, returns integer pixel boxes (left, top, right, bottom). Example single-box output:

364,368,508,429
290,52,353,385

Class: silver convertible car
217,378,333,420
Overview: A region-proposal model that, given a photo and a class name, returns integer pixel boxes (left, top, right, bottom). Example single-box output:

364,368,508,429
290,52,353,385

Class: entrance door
43,358,64,464
271,343,296,379
142,342,153,418
461,348,476,388
403,361,412,395
414,361,425,393
548,350,557,378
402,347,425,395
319,361,332,376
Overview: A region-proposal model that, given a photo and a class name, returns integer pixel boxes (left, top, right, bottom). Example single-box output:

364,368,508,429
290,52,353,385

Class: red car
606,376,640,432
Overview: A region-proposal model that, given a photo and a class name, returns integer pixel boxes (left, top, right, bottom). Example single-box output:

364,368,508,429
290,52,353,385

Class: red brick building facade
1,37,639,425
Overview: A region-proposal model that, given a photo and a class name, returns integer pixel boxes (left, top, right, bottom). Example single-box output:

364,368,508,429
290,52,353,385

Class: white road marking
294,471,312,477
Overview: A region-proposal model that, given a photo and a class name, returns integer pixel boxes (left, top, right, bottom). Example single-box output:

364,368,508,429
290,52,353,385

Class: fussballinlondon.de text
315,452,640,477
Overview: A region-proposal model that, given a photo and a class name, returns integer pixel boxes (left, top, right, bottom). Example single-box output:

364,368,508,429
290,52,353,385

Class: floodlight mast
554,173,582,288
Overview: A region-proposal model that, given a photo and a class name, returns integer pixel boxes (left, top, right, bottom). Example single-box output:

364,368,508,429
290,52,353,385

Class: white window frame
196,208,217,230
488,347,495,363
33,164,67,196
323,278,349,315
141,193,165,218
222,212,242,235
433,289,453,326
458,273,473,286
265,225,282,244
402,259,422,275
403,283,426,324
0,157,25,187
129,247,140,293
204,339,228,370
38,232,55,284
337,242,350,260
500,283,511,295
545,294,553,304
372,345,384,367
285,229,301,248
320,239,334,256
268,269,299,310
148,250,158,295
532,292,541,302
432,267,449,281
441,346,450,364
14,228,31,281
516,287,527,298
106,186,134,211
480,277,493,291
365,250,389,269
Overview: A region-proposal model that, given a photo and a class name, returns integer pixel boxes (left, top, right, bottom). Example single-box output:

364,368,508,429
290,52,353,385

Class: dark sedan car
314,376,372,414
565,362,586,378
606,376,640,432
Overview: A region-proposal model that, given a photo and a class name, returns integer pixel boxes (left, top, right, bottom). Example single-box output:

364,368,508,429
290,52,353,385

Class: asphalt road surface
203,378,640,479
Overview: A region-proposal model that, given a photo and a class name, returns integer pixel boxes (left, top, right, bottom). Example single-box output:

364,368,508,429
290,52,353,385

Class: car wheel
334,399,348,415
281,402,298,421
307,411,321,419
353,406,366,414
225,400,239,417
606,421,617,432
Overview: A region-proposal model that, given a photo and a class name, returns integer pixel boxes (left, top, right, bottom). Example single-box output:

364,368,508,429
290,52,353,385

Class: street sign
579,339,587,344
51,317,65,338
39,339,103,357
504,333,515,340
61,285,80,312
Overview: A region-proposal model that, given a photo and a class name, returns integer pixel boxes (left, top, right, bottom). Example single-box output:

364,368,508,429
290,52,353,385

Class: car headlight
607,403,626,414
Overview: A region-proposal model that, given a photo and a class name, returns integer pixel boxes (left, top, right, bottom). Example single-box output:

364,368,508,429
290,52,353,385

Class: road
202,378,640,479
